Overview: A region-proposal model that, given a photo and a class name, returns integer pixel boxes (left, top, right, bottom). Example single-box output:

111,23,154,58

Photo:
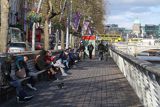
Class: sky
104,0,160,29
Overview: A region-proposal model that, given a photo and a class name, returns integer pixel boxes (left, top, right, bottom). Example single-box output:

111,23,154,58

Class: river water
136,56,160,68
149,61,160,68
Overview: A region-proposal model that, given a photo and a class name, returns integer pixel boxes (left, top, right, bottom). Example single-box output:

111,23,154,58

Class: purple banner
82,20,90,34
72,12,81,32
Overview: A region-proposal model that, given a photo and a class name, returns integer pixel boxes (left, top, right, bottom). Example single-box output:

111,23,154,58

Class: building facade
144,24,159,38
132,19,141,36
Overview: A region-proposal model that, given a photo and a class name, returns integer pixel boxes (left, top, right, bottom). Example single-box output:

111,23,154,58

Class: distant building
144,24,159,38
158,24,160,38
140,26,146,37
132,18,141,36
104,24,119,34
104,24,126,35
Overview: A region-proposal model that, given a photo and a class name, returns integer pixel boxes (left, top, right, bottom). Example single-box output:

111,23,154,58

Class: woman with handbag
1,55,33,103
15,55,37,91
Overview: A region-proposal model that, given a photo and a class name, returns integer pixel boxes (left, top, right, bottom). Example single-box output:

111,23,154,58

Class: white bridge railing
110,48,160,107
112,43,160,56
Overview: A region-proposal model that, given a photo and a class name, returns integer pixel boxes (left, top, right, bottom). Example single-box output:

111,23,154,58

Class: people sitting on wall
1,55,33,103
35,49,65,88
35,49,56,80
59,50,70,70
15,55,37,91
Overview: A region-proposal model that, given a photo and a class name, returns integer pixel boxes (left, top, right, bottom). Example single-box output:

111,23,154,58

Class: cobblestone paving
1,57,143,107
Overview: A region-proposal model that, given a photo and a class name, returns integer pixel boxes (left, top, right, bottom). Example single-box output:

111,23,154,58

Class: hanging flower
27,11,42,23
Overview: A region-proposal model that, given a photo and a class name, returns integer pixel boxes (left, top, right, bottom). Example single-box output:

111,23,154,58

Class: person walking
105,42,109,61
79,42,85,60
98,41,105,60
87,43,94,59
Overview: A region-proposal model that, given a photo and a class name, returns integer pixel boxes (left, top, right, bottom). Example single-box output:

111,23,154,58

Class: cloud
110,0,160,6
104,0,160,29
130,7,150,13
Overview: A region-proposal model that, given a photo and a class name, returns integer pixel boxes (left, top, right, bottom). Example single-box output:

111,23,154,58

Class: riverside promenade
1,57,143,107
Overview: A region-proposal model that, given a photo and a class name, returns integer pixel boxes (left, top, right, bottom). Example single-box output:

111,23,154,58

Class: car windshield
9,43,26,48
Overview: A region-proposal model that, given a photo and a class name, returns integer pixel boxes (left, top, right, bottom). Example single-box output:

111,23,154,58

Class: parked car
7,42,31,53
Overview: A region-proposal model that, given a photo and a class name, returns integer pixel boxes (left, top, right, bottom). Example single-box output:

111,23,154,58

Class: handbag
16,68,26,79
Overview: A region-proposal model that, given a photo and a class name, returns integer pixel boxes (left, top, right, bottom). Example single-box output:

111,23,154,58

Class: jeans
99,51,103,60
79,51,85,60
63,60,69,68
10,80,27,99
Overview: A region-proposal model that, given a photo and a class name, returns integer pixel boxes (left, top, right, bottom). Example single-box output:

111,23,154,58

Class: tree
71,0,105,34
27,0,105,50
0,0,9,52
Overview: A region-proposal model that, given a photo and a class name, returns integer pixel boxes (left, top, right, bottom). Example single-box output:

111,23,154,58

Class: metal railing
110,48,160,107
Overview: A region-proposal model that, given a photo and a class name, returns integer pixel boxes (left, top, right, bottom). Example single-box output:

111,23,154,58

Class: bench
0,59,48,103
26,59,48,81
0,52,63,104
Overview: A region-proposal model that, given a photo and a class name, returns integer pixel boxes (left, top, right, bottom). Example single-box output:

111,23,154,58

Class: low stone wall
110,48,160,107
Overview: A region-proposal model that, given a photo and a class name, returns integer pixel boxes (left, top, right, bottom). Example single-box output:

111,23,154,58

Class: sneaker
57,83,63,89
62,73,68,76
26,84,37,91
24,95,33,99
17,96,33,103
17,97,25,103
61,82,64,86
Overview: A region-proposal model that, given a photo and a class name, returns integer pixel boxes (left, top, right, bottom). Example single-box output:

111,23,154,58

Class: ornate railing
110,48,160,107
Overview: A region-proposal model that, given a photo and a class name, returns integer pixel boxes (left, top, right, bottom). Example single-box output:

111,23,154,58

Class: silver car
7,42,31,53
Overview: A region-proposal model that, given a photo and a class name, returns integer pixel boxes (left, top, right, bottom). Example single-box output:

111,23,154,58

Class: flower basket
27,11,42,23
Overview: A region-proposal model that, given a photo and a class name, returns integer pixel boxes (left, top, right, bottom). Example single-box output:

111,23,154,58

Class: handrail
111,48,160,76
110,47,160,107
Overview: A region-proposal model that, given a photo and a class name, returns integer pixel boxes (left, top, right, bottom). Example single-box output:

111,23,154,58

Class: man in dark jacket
87,43,94,59
79,43,86,60
98,42,105,60
35,49,48,70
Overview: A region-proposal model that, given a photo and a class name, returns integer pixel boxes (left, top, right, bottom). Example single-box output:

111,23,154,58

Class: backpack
98,44,105,51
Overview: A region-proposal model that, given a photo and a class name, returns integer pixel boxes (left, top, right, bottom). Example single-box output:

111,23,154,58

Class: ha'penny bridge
0,48,160,107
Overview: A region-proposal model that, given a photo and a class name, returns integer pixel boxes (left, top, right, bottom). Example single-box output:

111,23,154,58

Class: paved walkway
1,57,143,107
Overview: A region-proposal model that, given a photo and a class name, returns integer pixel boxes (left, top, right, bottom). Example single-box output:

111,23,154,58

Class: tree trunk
71,34,74,48
0,0,9,52
43,0,52,50
44,20,49,50
61,30,65,49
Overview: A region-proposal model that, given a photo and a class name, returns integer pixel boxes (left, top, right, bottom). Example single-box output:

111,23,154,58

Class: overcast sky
104,0,160,29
